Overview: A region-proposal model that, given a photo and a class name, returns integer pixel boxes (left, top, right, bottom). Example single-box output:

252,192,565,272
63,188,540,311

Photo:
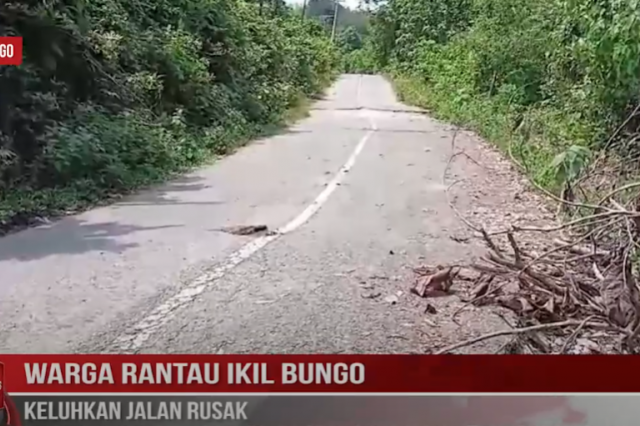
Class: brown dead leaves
411,266,457,297
413,122,640,354
412,228,640,353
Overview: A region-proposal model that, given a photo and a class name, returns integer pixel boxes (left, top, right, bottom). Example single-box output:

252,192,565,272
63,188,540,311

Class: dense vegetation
0,0,339,230
352,0,640,190
304,0,369,32
296,0,371,72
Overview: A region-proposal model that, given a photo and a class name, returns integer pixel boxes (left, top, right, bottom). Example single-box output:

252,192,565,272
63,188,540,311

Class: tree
337,26,363,52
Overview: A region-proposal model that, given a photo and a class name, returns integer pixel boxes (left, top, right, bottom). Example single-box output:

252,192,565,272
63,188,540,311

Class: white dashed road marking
110,111,378,352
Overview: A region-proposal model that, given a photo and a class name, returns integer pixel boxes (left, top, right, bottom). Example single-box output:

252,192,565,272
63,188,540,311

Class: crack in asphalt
310,106,427,114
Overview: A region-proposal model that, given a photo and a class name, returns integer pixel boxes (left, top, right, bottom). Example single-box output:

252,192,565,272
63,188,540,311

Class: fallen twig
559,315,595,354
420,117,640,355
443,129,485,233
434,320,599,354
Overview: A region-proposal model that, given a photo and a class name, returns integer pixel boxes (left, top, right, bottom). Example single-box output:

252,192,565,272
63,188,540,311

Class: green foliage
302,1,376,75
342,46,377,74
546,145,591,187
337,26,363,52
337,24,378,74
305,0,369,34
363,0,640,191
0,0,339,229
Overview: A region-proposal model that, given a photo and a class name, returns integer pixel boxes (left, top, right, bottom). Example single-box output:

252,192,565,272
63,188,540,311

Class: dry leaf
472,275,495,301
542,297,555,314
602,270,635,327
411,267,455,298
497,296,534,314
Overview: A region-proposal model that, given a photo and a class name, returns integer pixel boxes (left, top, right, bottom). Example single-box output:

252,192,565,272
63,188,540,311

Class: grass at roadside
388,73,595,193
390,73,515,149
0,92,319,236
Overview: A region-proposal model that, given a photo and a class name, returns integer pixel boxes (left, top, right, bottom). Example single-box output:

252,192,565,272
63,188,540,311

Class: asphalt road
0,75,495,354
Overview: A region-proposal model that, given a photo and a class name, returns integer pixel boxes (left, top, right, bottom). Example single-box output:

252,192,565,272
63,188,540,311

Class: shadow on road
0,220,182,262
114,175,224,207
0,175,235,262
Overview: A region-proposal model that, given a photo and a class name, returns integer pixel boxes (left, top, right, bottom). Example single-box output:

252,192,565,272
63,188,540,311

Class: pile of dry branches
415,130,640,354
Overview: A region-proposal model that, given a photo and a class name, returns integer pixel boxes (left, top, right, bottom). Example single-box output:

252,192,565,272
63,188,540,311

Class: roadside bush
0,0,339,229
342,45,378,74
366,0,640,189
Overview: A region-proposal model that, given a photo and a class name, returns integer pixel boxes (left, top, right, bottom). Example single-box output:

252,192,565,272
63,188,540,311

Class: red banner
0,362,4,408
0,355,636,393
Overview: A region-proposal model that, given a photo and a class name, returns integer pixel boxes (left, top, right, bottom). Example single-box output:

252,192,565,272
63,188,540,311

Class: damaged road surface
0,75,510,354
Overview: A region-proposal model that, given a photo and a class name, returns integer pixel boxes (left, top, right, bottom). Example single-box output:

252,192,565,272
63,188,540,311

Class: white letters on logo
0,45,14,58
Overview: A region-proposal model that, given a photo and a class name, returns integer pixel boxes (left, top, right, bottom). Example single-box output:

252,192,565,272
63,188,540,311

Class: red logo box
0,37,23,66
